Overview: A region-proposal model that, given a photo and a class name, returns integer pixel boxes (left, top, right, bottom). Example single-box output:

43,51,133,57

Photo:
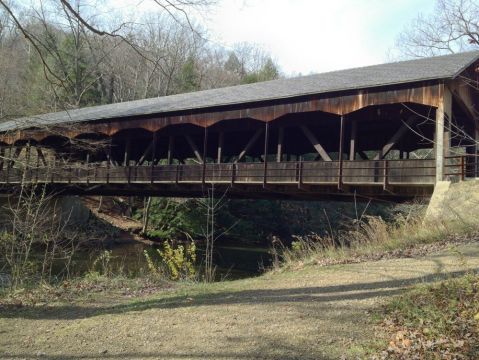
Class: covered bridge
0,51,478,200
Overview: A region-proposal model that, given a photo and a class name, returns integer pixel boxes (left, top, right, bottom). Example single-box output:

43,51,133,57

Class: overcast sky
201,0,436,75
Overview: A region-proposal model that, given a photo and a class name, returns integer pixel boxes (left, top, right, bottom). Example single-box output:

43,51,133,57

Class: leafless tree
196,184,238,282
395,0,479,58
0,0,213,109
393,0,479,167
0,176,80,289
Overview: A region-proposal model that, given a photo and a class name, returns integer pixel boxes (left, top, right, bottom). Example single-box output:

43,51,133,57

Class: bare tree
196,185,239,282
393,0,479,171
0,0,213,110
395,0,479,58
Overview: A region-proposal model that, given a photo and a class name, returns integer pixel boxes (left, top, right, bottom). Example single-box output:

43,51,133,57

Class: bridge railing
444,154,479,180
0,158,444,186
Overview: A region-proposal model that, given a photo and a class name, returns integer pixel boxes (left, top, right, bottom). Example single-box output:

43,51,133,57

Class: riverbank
1,242,478,359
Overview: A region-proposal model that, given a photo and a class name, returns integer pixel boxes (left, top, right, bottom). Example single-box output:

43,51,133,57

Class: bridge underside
0,77,478,202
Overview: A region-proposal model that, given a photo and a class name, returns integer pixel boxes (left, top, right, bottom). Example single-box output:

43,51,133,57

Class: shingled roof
3,50,479,132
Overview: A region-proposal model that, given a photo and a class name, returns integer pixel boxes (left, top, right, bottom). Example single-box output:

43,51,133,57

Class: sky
112,0,438,76
201,0,437,75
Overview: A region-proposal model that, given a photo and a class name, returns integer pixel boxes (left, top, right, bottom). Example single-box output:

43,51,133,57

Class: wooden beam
185,135,203,163
235,128,264,163
151,132,157,183
300,125,332,161
435,85,452,182
123,135,131,166
0,147,4,170
276,127,284,162
358,151,369,160
202,128,208,184
338,116,345,190
25,141,31,169
85,152,90,185
106,142,111,184
151,132,157,163
349,120,357,160
373,116,416,160
9,146,22,168
449,79,477,125
36,147,47,166
137,141,153,165
202,128,208,165
263,122,269,187
217,131,224,164
167,136,174,165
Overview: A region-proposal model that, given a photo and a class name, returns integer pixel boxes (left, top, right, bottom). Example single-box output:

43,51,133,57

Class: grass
277,207,479,271
1,242,479,360
373,272,479,359
0,273,175,307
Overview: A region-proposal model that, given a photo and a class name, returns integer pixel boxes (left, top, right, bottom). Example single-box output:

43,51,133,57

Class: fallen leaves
375,274,479,359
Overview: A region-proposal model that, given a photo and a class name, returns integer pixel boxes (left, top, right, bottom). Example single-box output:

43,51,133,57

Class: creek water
72,241,273,280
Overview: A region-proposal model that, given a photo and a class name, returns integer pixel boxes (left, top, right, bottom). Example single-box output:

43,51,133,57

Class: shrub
88,250,113,277
144,240,196,281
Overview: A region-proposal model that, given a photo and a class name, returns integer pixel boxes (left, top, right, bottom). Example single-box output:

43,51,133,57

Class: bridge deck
0,157,469,200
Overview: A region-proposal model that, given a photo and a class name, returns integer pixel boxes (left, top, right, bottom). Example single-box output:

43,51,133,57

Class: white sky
114,0,437,76
201,0,437,75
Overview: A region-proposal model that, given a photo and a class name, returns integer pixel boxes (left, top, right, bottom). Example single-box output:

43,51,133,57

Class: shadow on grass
1,348,333,360
0,267,476,321
1,331,336,359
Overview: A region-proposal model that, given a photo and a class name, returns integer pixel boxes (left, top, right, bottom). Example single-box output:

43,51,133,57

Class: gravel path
1,242,478,360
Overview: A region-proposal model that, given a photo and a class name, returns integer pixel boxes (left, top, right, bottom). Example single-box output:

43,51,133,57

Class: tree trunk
142,196,152,234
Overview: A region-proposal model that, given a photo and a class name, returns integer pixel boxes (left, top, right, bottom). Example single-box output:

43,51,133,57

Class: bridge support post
151,132,157,184
202,128,207,185
167,135,174,165
435,85,452,182
106,142,111,184
86,153,90,185
217,132,224,164
276,127,284,162
297,156,303,189
338,115,345,190
123,135,131,167
263,122,269,188
349,119,357,161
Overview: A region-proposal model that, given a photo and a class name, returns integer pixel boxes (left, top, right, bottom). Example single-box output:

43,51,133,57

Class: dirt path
1,243,479,360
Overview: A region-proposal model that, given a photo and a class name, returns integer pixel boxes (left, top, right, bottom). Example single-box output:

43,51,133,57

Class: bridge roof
2,50,479,132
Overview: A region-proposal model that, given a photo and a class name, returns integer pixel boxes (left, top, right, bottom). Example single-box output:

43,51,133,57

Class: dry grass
277,205,479,271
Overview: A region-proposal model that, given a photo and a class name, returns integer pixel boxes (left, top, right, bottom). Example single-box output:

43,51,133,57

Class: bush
144,240,196,281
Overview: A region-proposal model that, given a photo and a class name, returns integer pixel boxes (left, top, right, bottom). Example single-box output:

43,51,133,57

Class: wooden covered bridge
0,51,478,201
